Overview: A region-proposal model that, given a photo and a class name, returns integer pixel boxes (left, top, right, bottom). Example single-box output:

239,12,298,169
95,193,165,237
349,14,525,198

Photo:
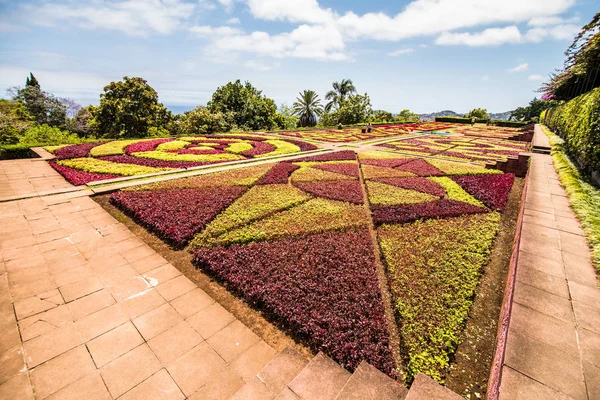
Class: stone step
258,346,310,394
404,373,463,400
334,361,408,400
287,352,352,400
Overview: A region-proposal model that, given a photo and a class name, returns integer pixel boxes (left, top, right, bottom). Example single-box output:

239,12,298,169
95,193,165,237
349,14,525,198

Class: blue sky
0,0,597,114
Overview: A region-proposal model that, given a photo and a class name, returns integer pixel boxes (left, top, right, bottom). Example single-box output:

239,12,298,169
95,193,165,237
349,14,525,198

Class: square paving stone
100,344,161,398
167,342,227,396
86,321,144,367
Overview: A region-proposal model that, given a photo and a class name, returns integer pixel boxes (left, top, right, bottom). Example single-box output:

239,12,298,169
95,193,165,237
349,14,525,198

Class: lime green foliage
44,144,69,154
225,142,254,154
367,181,437,205
156,140,190,151
427,159,503,176
542,125,600,271
128,164,273,191
378,212,501,382
18,124,81,146
133,150,243,163
361,164,414,179
430,177,485,207
206,198,369,246
90,139,151,157
358,151,414,160
293,160,355,168
57,158,170,176
255,140,301,158
192,184,311,247
545,87,600,172
291,167,355,182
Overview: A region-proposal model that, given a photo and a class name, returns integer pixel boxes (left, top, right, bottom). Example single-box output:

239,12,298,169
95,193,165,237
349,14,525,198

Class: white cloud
23,0,196,36
481,75,490,81
244,60,280,71
508,62,529,72
436,26,522,46
226,17,240,24
246,0,334,24
528,74,544,81
528,15,578,26
388,48,414,56
524,24,579,42
189,25,243,36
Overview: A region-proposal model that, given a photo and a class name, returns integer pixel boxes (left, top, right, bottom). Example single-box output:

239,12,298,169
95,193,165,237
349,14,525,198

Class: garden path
498,153,600,400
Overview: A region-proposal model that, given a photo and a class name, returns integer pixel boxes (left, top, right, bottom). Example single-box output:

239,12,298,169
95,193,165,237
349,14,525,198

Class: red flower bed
167,149,223,155
372,199,487,225
54,142,104,160
285,139,319,152
256,162,300,185
110,186,246,248
294,180,364,204
293,150,356,162
361,159,413,168
100,155,210,169
192,229,396,376
396,159,444,176
125,138,173,154
240,141,277,157
49,162,120,185
373,177,446,197
312,163,360,178
452,174,515,210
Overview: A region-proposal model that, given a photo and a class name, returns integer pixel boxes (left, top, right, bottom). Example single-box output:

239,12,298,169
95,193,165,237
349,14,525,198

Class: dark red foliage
361,158,413,168
192,229,396,376
256,162,300,185
100,155,211,169
110,186,246,248
240,141,277,157
293,150,356,162
167,149,224,155
284,139,319,152
54,142,104,160
396,159,444,176
452,174,515,210
294,180,364,204
125,138,173,154
312,163,360,178
49,162,121,185
211,135,267,141
372,200,487,225
373,177,446,197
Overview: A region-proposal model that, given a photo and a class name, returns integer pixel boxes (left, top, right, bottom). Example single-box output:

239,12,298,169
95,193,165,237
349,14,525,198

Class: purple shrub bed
312,163,360,178
100,155,210,169
397,159,444,176
54,142,104,160
361,158,413,168
284,139,319,152
452,174,515,210
256,162,300,185
373,177,446,197
240,141,277,157
49,162,120,185
110,186,246,248
125,138,173,154
293,150,357,162
294,180,364,204
372,199,487,225
192,229,396,376
168,148,223,155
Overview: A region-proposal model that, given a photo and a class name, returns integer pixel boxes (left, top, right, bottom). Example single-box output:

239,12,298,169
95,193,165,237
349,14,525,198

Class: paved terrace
0,150,598,399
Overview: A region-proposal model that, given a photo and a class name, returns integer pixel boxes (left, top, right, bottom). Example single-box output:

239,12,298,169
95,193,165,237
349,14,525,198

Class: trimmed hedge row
543,87,600,174
434,116,528,128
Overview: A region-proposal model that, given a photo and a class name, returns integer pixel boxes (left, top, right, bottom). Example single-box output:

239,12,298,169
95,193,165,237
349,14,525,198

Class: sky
0,0,597,114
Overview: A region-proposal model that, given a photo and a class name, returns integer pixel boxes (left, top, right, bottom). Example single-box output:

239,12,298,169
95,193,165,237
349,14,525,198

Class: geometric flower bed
278,122,456,143
450,125,524,139
108,147,517,384
377,134,529,164
46,134,318,185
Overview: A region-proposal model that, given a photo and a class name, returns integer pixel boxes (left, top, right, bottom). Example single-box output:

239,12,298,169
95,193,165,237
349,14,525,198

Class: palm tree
292,90,323,127
325,79,356,112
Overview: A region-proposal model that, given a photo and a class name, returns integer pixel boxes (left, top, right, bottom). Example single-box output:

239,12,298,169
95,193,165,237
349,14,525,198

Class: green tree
464,108,490,120
336,93,373,125
179,106,232,135
509,98,555,121
278,104,299,129
208,80,280,130
66,106,96,137
371,110,394,123
0,99,33,144
292,90,323,127
10,74,67,128
18,124,80,146
325,79,356,112
395,109,420,123
94,77,172,138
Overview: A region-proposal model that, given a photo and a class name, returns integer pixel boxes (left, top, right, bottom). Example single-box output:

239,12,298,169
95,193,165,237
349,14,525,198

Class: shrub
54,142,104,160
49,162,120,185
429,177,484,207
371,200,487,225
373,177,446,197
452,174,515,210
57,157,169,176
18,124,80,146
293,150,356,162
312,162,360,178
256,162,300,185
294,180,364,204
366,181,438,206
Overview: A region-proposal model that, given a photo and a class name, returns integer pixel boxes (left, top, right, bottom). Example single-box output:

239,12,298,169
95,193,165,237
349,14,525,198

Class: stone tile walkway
499,154,600,400
0,193,278,399
0,159,77,201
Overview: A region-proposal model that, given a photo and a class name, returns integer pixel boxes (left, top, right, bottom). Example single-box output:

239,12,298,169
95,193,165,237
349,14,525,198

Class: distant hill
418,110,511,121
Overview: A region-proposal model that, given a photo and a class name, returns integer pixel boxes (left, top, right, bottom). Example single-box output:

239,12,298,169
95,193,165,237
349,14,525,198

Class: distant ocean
166,105,195,115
